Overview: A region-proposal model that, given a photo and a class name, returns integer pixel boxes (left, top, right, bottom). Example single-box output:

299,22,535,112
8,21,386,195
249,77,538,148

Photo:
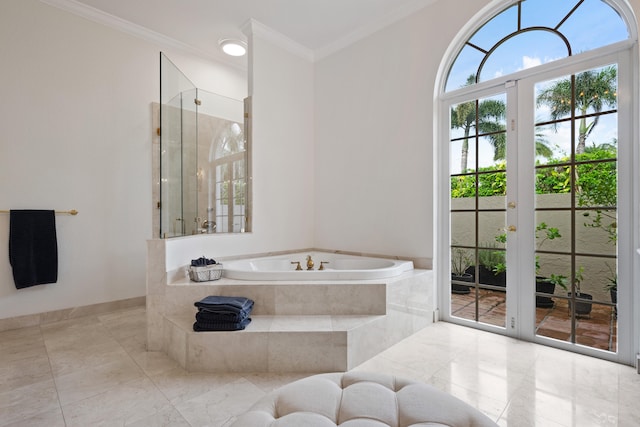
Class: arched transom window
445,0,630,92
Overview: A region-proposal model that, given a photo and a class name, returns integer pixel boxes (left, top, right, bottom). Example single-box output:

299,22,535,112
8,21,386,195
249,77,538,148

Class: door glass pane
534,121,572,166
534,65,618,352
451,212,476,247
450,93,507,329
478,171,506,210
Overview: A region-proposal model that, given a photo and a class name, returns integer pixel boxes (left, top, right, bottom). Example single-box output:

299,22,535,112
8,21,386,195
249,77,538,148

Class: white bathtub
222,252,414,281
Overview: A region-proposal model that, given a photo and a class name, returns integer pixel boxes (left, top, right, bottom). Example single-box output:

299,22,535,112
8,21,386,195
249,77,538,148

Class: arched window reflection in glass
209,122,247,233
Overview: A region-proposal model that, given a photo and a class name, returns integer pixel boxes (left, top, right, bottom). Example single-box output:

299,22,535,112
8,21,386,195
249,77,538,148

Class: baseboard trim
0,296,146,333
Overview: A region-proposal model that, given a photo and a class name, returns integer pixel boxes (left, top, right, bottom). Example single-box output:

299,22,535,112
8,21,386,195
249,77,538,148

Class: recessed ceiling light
219,39,247,57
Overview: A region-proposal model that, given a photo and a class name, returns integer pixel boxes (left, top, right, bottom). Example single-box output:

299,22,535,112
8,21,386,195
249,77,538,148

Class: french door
441,50,633,364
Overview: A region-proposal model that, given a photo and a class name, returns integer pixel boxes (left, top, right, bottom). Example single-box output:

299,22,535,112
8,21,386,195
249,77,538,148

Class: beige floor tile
149,368,244,406
41,324,113,353
129,348,181,377
124,405,191,427
61,377,171,427
0,327,47,366
0,353,53,393
98,307,147,342
242,372,312,393
46,339,132,377
353,353,428,379
54,355,145,406
173,378,266,427
2,407,66,427
0,378,60,427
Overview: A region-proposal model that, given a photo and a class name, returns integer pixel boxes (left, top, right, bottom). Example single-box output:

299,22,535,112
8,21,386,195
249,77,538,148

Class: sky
446,0,627,91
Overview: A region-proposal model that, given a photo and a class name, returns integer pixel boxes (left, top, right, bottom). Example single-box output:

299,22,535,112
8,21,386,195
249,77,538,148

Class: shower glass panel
196,90,246,233
159,53,250,238
160,53,197,237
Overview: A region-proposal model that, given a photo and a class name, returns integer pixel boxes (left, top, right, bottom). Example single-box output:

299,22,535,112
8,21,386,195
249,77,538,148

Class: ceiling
57,0,437,67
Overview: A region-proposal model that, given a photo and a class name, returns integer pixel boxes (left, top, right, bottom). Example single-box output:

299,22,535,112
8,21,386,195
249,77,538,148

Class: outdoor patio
451,289,617,352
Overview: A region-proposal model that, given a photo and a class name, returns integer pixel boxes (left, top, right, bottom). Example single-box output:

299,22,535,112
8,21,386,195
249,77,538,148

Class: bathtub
222,252,414,281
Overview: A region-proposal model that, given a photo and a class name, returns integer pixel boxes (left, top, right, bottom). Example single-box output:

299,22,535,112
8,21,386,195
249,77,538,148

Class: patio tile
451,289,616,351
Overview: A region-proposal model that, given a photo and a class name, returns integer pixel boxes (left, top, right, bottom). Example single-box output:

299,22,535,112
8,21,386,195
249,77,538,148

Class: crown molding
242,18,315,62
41,0,438,65
39,0,247,71
315,0,437,61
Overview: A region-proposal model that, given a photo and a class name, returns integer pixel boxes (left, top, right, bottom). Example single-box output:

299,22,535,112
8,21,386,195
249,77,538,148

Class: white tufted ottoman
231,372,498,427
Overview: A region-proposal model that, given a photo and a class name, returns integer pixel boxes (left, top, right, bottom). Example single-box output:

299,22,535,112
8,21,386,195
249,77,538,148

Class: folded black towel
194,296,254,314
193,317,251,332
9,210,58,289
195,310,249,324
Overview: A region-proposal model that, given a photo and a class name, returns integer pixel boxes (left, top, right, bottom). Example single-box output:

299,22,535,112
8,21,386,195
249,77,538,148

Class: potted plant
536,274,568,308
604,263,617,316
568,266,593,316
471,233,507,288
575,150,617,315
534,222,564,307
451,247,473,294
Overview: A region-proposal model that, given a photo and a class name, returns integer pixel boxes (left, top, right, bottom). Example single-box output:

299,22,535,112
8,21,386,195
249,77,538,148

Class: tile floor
1,305,639,426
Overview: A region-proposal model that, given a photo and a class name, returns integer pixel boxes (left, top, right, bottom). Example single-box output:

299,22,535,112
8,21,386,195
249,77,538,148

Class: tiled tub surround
147,241,435,373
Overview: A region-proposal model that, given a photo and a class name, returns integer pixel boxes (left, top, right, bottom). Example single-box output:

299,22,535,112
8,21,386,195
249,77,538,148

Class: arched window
445,0,630,92
437,0,638,365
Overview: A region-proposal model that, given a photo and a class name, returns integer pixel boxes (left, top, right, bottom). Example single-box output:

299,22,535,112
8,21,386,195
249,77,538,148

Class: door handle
507,225,517,232
508,201,516,209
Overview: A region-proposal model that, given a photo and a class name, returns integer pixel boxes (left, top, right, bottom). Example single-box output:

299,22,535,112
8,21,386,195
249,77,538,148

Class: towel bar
0,209,78,215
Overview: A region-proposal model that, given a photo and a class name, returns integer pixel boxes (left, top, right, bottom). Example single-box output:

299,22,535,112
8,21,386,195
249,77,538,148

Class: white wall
314,0,483,265
0,0,246,319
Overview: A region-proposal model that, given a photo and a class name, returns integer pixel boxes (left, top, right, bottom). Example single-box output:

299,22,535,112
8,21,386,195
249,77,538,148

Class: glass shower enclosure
159,53,249,238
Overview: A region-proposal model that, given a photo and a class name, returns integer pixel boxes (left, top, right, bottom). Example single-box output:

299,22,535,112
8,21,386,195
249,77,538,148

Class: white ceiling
52,0,437,67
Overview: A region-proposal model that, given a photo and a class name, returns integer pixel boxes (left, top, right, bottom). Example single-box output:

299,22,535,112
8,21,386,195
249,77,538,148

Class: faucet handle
319,261,330,271
291,261,302,271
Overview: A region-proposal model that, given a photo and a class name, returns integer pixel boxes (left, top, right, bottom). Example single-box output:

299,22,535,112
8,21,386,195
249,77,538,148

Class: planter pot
474,265,506,288
535,278,556,308
451,273,472,294
610,289,617,316
568,292,593,316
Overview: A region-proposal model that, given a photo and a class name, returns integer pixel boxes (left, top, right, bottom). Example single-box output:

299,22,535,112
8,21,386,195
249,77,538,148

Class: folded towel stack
193,295,254,332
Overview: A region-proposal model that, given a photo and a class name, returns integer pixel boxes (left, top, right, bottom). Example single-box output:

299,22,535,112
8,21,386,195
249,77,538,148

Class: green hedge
451,146,617,203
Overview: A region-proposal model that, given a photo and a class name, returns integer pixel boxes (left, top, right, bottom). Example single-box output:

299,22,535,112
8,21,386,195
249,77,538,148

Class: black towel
9,210,58,289
193,317,252,332
195,310,249,324
194,296,254,315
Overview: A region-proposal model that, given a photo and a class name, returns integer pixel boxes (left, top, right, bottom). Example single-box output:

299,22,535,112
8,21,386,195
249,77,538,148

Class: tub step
163,314,389,373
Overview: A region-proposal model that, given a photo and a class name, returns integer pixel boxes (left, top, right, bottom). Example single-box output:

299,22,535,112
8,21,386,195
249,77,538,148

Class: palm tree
451,98,476,173
536,66,617,154
451,77,553,171
451,75,506,172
